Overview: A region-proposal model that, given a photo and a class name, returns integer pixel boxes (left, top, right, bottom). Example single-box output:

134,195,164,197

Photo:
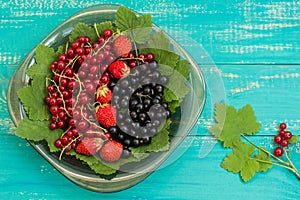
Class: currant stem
46,77,72,117
254,158,296,172
59,135,81,160
243,135,300,180
242,135,287,164
94,23,100,38
80,105,107,133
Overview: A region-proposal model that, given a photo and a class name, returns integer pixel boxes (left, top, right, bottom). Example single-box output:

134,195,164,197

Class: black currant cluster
108,61,172,150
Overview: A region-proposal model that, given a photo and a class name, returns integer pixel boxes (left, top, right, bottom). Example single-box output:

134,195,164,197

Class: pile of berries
43,29,171,162
273,123,293,157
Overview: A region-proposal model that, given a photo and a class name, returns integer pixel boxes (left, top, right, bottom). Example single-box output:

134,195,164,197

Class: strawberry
113,35,132,57
99,140,123,162
95,104,116,128
95,84,112,104
108,60,129,79
75,137,103,156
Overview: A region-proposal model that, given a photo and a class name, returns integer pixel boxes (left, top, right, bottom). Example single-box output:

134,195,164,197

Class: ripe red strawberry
95,104,116,128
113,35,132,57
75,137,103,156
99,140,123,162
108,60,129,79
95,84,112,104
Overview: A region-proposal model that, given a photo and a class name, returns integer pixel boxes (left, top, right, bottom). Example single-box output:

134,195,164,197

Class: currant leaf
210,103,261,148
116,6,138,31
289,135,298,144
253,147,272,172
237,104,261,135
16,118,61,152
240,158,259,182
26,44,58,78
17,76,50,121
221,140,259,181
95,21,113,36
69,23,98,43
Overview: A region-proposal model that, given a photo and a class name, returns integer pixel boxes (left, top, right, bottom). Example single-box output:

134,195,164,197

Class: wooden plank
1,134,300,199
190,64,300,136
0,0,299,66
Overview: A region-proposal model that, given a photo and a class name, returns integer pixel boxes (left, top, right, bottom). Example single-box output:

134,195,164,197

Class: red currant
281,140,289,147
279,130,286,136
103,29,113,38
273,135,282,144
54,139,62,148
283,131,292,140
274,147,284,157
279,123,287,130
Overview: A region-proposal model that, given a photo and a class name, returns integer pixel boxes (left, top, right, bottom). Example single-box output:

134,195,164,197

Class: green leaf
210,103,261,148
137,14,152,27
175,60,190,79
253,147,272,172
16,118,61,145
116,6,138,31
221,140,259,182
289,135,298,144
168,100,181,113
163,88,179,102
240,158,259,182
26,44,58,78
221,153,243,173
17,76,50,120
232,140,255,158
147,31,170,51
95,21,113,36
130,119,171,154
166,69,189,100
237,104,261,135
69,23,97,43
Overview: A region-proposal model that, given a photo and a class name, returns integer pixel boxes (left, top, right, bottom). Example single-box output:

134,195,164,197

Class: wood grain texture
1,0,300,199
0,0,299,66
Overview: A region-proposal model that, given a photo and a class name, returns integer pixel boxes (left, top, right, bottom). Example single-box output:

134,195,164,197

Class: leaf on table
210,103,261,148
237,104,261,135
221,140,259,182
240,158,259,182
26,44,58,78
17,76,50,121
253,147,272,172
289,135,298,144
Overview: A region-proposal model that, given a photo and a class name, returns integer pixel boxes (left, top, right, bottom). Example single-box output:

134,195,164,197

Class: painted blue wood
1,0,300,199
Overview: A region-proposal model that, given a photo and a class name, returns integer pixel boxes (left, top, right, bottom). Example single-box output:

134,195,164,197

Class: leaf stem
243,135,300,179
242,135,287,165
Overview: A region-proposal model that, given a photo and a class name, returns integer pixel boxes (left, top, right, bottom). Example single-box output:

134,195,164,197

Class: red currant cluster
43,26,165,159
273,123,293,157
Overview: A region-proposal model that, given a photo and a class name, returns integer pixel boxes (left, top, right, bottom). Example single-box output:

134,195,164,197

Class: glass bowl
7,4,206,192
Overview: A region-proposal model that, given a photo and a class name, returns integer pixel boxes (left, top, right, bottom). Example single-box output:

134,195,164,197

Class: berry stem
59,135,81,160
243,135,300,179
80,105,107,133
94,23,100,38
46,77,72,117
242,135,286,164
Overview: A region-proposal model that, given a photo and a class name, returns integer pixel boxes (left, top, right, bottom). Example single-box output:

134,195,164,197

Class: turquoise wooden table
1,0,300,199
